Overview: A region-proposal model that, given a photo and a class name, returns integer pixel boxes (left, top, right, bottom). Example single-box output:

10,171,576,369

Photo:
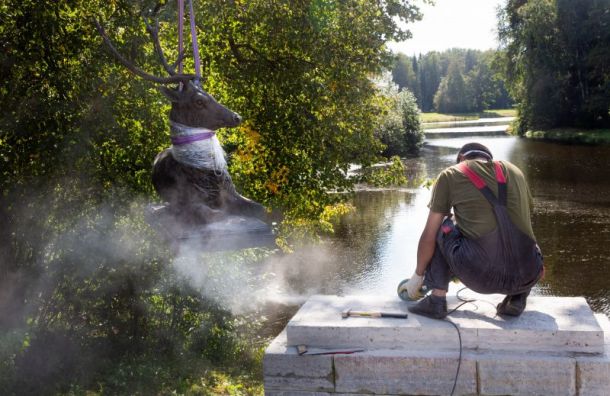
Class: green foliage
361,156,408,187
392,49,513,113
0,0,425,393
498,0,610,132
417,52,442,112
199,0,423,227
375,80,423,157
434,61,469,113
525,128,610,145
392,53,420,99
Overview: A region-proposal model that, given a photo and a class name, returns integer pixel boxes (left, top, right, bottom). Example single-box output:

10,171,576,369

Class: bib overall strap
456,161,507,206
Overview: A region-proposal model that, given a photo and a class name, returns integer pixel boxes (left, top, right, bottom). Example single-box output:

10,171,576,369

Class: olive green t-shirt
428,159,535,241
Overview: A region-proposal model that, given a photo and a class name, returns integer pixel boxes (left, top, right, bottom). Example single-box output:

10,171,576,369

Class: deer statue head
159,82,242,130
93,16,241,139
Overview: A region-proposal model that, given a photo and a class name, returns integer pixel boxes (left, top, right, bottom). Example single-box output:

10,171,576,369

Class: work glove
398,273,424,300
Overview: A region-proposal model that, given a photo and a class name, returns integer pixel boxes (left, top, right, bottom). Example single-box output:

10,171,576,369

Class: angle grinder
396,278,429,301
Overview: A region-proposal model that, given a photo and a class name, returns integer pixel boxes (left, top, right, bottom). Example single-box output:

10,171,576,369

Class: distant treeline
391,49,512,113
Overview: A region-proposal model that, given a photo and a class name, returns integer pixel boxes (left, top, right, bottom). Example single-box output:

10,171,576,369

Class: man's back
428,159,535,240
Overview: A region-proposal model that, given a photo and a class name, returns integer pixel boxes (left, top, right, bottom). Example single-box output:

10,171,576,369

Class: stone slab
575,313,610,396
264,330,334,392
265,392,397,396
265,389,334,396
334,349,477,395
265,392,330,396
286,294,604,354
477,351,576,396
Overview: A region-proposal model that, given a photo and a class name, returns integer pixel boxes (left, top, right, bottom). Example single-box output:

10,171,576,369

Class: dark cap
456,142,493,163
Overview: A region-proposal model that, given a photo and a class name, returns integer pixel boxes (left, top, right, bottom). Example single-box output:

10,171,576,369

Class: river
268,136,610,319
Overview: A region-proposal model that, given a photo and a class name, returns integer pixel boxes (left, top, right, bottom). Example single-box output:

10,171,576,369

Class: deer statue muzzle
94,15,268,232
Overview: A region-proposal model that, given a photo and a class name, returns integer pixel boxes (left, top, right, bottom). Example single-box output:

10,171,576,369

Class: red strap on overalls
456,161,507,206
456,161,505,187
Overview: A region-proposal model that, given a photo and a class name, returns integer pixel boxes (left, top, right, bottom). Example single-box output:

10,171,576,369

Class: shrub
376,89,423,157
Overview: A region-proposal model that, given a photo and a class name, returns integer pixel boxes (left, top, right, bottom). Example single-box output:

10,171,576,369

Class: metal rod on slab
341,308,408,319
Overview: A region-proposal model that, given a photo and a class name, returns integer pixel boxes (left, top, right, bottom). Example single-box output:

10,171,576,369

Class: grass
525,128,610,145
420,109,517,123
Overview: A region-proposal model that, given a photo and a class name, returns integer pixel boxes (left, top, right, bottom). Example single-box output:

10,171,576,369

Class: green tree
376,87,423,157
392,53,419,96
193,0,424,231
466,51,513,111
0,0,426,392
433,61,470,113
417,52,442,112
498,0,610,133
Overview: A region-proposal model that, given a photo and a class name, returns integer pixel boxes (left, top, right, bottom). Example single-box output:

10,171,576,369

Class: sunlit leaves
498,0,610,131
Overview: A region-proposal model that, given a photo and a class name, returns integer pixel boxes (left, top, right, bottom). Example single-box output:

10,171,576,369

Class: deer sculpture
94,17,268,231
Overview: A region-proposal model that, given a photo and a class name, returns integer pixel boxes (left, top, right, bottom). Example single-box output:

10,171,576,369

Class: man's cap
456,143,493,163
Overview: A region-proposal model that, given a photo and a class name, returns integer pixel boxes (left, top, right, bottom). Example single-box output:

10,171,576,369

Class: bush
376,89,423,157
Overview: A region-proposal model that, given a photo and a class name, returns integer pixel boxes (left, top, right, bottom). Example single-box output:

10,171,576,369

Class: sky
388,0,507,55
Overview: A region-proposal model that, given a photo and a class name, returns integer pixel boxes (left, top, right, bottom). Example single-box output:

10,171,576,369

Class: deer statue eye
194,94,210,108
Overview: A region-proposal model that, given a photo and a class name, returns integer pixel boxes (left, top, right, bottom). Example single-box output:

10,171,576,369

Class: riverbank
525,128,610,145
420,109,516,123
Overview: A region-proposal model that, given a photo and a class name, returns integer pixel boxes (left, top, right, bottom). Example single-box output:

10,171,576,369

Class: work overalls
424,161,544,294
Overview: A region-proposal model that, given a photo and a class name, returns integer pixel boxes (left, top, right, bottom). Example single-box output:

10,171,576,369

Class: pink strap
456,162,486,189
188,0,201,82
178,0,184,75
494,162,506,184
457,161,506,189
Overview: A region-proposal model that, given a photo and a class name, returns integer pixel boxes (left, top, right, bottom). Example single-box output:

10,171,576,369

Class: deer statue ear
159,86,186,103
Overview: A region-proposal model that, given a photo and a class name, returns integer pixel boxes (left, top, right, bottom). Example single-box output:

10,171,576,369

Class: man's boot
408,294,448,319
497,290,530,317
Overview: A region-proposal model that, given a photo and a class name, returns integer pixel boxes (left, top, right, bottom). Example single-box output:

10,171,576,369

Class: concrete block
286,295,604,354
265,392,330,396
477,351,576,396
264,330,334,392
576,355,610,396
575,313,610,396
594,313,610,345
334,349,477,395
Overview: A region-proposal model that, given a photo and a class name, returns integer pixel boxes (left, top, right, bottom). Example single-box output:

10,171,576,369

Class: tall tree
392,53,418,96
498,0,610,133
417,52,442,111
434,61,469,113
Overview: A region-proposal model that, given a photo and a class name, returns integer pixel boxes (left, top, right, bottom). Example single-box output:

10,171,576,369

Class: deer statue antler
142,1,190,77
93,17,195,84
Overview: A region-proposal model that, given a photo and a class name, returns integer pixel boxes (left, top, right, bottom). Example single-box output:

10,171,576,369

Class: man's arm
415,211,446,276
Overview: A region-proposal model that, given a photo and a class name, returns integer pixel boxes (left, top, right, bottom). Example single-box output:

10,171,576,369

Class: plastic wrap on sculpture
169,121,227,171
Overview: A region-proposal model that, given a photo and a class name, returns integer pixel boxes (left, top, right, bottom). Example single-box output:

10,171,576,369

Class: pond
266,136,610,320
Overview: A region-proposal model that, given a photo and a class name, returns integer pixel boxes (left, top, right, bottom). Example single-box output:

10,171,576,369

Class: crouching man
399,143,544,319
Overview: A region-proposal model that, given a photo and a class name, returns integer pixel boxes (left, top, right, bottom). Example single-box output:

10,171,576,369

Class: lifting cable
176,0,202,88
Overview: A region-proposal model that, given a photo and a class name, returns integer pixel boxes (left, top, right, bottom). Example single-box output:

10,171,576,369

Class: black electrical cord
443,318,462,396
444,287,476,396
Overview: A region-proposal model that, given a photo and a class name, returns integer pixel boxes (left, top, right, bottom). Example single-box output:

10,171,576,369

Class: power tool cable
444,287,476,396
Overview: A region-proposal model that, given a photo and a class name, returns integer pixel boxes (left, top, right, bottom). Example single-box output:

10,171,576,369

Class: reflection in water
273,136,610,316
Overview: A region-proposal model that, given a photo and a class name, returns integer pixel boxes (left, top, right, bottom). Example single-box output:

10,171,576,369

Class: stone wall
264,294,610,396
